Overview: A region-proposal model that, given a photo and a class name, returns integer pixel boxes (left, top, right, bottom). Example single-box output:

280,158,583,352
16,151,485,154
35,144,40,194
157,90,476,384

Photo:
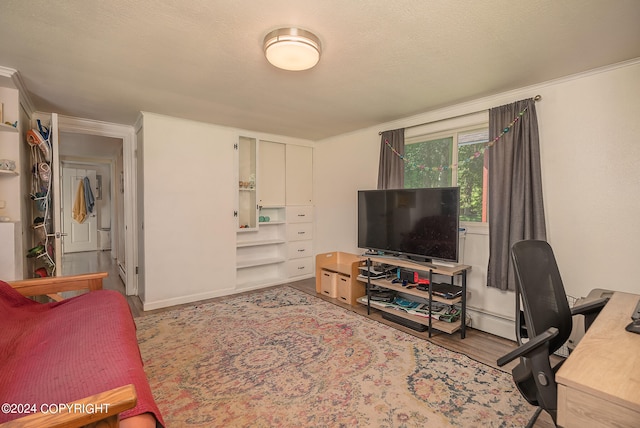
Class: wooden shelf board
361,303,461,335
362,277,462,305
366,256,471,276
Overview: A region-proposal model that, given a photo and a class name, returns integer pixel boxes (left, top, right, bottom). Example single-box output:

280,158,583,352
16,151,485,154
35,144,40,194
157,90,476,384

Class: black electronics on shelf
362,256,470,339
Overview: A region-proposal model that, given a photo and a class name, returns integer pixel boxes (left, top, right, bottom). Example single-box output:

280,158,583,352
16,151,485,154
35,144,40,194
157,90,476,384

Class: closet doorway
58,131,126,285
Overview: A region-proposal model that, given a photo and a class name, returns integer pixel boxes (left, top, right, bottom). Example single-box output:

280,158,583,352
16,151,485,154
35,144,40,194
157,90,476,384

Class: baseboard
466,307,516,341
141,275,315,311
142,287,237,311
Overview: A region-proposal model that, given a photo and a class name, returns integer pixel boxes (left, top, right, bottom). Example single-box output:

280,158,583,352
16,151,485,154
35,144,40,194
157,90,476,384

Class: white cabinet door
238,136,257,229
285,145,313,205
258,141,285,206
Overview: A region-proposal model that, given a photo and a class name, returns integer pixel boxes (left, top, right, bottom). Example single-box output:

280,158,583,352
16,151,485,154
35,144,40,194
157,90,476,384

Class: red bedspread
0,280,164,426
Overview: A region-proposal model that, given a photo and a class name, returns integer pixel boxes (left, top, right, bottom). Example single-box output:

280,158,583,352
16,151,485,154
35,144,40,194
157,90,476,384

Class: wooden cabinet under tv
315,252,366,305
360,256,471,338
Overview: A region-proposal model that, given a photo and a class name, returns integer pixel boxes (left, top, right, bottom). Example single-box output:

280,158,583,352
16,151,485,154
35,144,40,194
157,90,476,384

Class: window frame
404,123,490,229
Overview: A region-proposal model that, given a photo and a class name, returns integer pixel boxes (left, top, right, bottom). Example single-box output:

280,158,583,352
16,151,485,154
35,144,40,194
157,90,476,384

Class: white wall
314,59,640,339
0,87,21,222
139,112,313,310
140,112,237,309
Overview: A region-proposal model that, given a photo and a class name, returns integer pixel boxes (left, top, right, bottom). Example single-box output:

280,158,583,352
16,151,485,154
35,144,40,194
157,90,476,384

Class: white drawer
287,222,313,241
288,240,313,259
287,257,313,277
287,206,314,223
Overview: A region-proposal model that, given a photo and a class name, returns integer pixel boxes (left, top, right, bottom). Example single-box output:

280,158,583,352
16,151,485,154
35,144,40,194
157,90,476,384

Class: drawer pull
297,249,305,252
298,266,305,270
298,231,305,235
297,214,306,217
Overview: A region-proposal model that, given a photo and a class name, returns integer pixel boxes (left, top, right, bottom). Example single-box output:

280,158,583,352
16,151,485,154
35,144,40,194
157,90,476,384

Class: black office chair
497,240,608,427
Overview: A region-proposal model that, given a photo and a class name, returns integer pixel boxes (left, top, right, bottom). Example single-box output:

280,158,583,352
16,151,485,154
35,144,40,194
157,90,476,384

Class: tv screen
357,187,460,262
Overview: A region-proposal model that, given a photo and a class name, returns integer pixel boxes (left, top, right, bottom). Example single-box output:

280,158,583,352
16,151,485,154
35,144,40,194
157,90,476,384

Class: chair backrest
511,240,572,354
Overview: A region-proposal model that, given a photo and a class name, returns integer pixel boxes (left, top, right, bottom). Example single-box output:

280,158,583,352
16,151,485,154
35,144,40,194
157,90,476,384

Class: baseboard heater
382,311,428,332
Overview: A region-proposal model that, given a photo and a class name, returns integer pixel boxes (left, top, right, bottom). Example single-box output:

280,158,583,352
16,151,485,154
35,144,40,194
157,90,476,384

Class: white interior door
62,167,98,253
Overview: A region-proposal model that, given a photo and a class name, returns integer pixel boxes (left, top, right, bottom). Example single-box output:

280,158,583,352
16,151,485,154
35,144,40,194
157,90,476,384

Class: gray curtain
487,98,546,290
377,128,405,189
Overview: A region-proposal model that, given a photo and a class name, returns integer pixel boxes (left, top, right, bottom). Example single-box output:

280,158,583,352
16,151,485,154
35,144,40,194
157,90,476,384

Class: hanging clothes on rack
83,176,95,214
72,179,87,223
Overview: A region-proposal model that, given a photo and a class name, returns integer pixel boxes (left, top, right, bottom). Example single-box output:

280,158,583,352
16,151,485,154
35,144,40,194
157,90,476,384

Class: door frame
55,115,138,295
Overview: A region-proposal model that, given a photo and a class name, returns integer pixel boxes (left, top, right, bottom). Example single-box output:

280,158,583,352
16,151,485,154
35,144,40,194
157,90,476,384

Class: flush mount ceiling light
263,27,321,71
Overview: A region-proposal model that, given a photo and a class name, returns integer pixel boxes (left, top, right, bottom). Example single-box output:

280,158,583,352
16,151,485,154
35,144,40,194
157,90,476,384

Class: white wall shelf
0,123,18,133
237,256,287,269
236,142,314,290
237,239,286,248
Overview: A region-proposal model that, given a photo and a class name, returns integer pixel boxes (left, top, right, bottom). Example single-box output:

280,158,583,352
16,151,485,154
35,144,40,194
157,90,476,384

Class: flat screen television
357,187,460,263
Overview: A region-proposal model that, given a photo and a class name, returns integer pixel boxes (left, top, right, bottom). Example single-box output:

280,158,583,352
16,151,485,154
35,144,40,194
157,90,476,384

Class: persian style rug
136,287,534,427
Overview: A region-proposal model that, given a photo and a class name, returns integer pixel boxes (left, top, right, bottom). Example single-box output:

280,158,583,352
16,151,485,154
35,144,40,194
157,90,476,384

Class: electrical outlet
0,200,6,209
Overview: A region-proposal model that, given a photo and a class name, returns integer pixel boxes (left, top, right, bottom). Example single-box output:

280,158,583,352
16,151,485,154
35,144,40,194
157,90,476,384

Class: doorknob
55,232,68,238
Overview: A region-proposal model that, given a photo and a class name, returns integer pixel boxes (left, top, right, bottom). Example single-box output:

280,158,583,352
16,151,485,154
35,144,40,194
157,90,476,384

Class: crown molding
0,66,36,118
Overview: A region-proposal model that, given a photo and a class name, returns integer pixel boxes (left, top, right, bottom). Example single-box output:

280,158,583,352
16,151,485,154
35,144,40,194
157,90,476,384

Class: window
404,127,489,222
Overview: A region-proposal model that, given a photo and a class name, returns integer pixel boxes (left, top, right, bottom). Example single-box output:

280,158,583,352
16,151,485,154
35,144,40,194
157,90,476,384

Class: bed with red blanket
0,273,164,428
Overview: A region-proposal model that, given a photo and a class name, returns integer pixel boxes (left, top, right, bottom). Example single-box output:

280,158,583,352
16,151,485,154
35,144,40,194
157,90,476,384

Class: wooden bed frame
1,273,141,428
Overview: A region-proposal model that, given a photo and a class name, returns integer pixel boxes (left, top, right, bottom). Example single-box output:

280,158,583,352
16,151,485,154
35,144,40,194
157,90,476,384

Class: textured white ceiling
1,0,639,140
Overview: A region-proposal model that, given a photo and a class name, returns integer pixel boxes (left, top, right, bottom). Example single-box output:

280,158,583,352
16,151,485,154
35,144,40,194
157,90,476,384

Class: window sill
461,221,489,236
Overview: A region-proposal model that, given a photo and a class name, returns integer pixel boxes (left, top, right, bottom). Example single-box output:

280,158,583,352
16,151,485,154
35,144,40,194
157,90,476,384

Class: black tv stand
362,256,471,338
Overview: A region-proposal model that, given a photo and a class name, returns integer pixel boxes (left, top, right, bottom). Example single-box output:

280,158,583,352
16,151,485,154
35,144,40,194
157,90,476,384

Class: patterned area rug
136,287,533,427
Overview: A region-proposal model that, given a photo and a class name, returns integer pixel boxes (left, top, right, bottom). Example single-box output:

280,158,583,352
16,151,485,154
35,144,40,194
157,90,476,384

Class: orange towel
72,180,87,223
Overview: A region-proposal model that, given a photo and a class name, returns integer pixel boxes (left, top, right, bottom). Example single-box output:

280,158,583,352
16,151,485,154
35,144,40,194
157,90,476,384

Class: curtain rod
378,95,542,135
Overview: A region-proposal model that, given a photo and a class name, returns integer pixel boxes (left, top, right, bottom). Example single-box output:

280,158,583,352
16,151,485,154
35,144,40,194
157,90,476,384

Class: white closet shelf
236,256,286,269
237,239,286,248
0,123,18,133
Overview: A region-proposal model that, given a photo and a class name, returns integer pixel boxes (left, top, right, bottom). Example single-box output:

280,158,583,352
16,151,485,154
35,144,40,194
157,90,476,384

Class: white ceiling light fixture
263,27,321,71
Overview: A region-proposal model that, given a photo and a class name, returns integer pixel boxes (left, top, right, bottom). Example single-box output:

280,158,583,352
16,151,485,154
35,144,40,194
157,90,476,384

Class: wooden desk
556,292,640,427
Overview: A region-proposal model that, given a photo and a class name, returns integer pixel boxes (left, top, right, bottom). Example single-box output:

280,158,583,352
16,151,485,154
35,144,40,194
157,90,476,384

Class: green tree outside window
404,128,488,222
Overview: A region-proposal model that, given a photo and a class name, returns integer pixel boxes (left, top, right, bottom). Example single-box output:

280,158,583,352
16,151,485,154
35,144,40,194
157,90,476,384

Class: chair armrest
571,297,608,316
0,384,136,428
497,327,559,367
7,273,108,298
571,297,609,331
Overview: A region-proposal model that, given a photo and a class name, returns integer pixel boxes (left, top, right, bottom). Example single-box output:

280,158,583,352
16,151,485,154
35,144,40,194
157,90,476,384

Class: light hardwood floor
63,251,555,427
61,250,145,316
